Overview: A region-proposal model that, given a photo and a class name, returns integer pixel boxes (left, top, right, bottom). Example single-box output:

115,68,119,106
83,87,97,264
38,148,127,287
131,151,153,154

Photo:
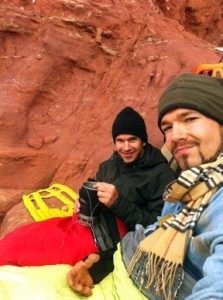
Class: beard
175,128,223,170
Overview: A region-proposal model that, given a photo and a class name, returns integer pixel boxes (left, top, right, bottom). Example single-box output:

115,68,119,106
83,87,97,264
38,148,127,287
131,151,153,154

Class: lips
122,152,134,158
123,153,133,158
174,145,194,156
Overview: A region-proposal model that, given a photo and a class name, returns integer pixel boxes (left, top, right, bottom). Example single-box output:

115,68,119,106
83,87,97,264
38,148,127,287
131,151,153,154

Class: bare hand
93,182,119,208
67,253,100,296
74,197,80,214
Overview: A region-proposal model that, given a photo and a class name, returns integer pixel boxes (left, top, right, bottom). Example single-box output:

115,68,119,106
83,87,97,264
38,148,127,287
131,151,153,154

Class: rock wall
0,0,222,234
157,0,223,45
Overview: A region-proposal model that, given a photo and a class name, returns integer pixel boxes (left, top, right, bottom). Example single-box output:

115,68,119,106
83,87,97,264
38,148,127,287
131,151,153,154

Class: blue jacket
121,185,223,299
160,185,223,299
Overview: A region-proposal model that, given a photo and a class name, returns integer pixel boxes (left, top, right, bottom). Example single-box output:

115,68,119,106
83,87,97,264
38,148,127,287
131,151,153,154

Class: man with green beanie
68,74,223,300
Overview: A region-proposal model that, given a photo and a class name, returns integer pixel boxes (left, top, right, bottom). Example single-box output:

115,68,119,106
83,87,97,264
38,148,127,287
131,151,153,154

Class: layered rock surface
0,0,222,235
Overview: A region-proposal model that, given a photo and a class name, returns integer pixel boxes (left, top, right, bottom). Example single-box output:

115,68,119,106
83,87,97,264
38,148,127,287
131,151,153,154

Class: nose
169,123,187,143
123,141,131,150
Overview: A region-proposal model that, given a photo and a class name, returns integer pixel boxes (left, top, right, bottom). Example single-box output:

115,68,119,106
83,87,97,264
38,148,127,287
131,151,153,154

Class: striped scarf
128,155,223,300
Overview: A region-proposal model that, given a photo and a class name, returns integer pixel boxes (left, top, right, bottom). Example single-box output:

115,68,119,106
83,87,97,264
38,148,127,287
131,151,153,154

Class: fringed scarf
127,155,223,300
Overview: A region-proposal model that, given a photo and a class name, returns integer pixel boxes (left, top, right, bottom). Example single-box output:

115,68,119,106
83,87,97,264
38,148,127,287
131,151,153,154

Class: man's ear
143,141,146,147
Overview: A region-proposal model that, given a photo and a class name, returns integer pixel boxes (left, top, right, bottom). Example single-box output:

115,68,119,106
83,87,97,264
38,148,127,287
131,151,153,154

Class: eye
115,139,123,144
184,117,197,123
161,125,172,133
129,137,137,142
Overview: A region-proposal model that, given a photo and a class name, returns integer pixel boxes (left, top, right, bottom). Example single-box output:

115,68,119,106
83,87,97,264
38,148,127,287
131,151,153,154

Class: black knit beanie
158,73,223,129
112,107,148,143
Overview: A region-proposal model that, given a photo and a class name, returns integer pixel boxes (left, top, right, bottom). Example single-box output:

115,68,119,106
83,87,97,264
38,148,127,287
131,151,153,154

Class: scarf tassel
128,248,183,300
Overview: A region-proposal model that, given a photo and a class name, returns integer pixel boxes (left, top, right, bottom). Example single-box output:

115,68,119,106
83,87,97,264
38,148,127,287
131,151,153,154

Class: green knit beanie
158,73,223,129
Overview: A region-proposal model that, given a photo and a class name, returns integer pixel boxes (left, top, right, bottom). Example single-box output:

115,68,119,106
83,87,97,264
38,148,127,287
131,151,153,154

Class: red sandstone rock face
0,0,222,235
157,0,223,45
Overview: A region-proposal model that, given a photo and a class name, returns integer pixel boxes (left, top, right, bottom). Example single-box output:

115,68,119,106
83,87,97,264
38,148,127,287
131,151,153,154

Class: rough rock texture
157,0,223,45
0,0,222,236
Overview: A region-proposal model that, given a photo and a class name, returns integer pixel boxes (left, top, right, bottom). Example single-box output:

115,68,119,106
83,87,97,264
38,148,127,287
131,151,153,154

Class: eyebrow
116,136,138,141
161,110,198,127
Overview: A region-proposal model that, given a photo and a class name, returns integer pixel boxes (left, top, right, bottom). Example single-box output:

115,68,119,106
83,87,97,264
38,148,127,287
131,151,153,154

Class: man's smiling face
161,108,223,170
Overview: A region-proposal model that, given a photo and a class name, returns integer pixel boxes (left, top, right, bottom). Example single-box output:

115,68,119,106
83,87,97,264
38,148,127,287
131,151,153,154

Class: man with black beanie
67,106,176,290
90,106,175,230
74,106,176,233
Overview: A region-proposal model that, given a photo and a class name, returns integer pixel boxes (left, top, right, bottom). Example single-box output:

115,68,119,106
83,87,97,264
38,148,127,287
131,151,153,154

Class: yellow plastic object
193,62,223,78
23,183,77,221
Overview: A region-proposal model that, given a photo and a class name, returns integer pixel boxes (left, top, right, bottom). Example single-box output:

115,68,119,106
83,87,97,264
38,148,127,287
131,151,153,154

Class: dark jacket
88,143,176,283
96,143,176,230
